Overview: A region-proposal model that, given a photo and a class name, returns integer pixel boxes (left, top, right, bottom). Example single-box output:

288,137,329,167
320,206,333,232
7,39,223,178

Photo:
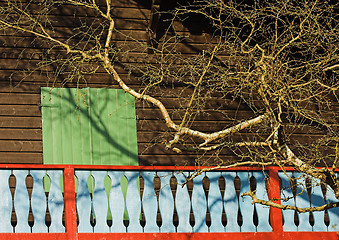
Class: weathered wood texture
0,0,335,166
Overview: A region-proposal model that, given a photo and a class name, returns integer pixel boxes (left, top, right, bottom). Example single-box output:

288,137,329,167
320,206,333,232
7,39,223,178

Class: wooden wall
0,0,334,166
0,0,213,165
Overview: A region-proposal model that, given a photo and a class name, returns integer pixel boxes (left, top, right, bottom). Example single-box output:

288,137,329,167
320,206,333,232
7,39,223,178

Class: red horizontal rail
0,163,272,171
0,164,337,172
0,232,337,240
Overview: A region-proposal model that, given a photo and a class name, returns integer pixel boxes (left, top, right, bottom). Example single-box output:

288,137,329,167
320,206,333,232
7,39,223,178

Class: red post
267,167,283,239
63,167,77,238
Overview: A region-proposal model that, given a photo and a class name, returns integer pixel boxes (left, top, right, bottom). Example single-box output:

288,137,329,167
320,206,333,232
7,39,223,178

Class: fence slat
309,177,327,231
238,171,256,232
30,170,48,233
206,171,224,232
252,171,271,232
140,171,159,232
107,171,126,233
75,170,93,232
13,170,30,233
0,170,12,233
125,171,142,233
294,173,312,231
222,172,239,232
279,172,297,231
175,172,192,233
327,173,339,232
191,174,208,232
47,170,64,233
92,171,110,233
158,171,175,232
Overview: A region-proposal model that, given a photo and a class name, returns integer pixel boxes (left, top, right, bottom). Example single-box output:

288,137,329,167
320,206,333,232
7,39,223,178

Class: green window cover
41,87,138,166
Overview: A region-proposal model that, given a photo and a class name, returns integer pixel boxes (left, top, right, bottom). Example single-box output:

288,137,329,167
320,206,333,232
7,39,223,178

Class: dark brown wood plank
0,152,43,163
0,0,151,9
137,144,236,155
0,105,41,117
136,109,258,121
1,29,217,45
0,116,41,128
0,83,41,93
136,119,251,132
0,3,151,18
0,140,42,152
0,93,40,105
138,154,240,166
0,129,42,140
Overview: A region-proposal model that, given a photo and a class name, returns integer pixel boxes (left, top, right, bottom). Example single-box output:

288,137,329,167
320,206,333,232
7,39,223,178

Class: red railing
0,164,338,240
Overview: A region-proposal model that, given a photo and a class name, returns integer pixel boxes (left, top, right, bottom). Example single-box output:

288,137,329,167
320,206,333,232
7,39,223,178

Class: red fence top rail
0,163,338,240
0,164,337,172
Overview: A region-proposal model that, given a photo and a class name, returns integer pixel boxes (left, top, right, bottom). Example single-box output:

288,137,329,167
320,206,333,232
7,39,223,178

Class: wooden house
0,0,338,239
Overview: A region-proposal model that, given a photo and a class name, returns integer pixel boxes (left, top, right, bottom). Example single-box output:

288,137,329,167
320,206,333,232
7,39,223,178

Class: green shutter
41,87,138,166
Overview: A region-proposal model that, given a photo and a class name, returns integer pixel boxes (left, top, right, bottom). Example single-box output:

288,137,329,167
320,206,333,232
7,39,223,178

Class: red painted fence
0,164,338,240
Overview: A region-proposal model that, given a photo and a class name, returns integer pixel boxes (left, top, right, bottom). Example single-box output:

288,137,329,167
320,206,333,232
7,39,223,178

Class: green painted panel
41,87,138,166
61,89,73,164
125,94,139,165
89,88,111,165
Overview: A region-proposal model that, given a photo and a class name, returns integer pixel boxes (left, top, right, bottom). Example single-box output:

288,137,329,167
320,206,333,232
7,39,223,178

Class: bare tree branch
1,0,338,208
242,190,339,213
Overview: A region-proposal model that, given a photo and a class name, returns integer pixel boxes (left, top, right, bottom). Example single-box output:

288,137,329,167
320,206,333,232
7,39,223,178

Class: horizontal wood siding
0,0,335,166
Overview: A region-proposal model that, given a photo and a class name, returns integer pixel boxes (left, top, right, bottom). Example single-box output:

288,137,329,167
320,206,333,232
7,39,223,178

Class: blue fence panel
309,177,327,231
108,171,126,233
124,171,142,233
174,171,192,232
327,173,339,231
280,171,297,231
0,170,13,233
75,170,93,232
140,171,159,232
13,170,30,233
1,168,337,234
47,170,64,233
191,173,208,232
252,171,271,232
92,171,110,233
30,170,48,233
206,171,224,232
158,171,175,232
222,171,240,232
279,171,339,232
294,173,312,231
238,171,256,232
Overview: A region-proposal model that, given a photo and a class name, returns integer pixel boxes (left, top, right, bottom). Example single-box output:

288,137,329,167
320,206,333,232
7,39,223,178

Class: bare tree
0,0,338,211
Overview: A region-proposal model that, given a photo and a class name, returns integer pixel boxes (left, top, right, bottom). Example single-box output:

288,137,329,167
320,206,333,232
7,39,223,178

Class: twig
181,161,274,186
